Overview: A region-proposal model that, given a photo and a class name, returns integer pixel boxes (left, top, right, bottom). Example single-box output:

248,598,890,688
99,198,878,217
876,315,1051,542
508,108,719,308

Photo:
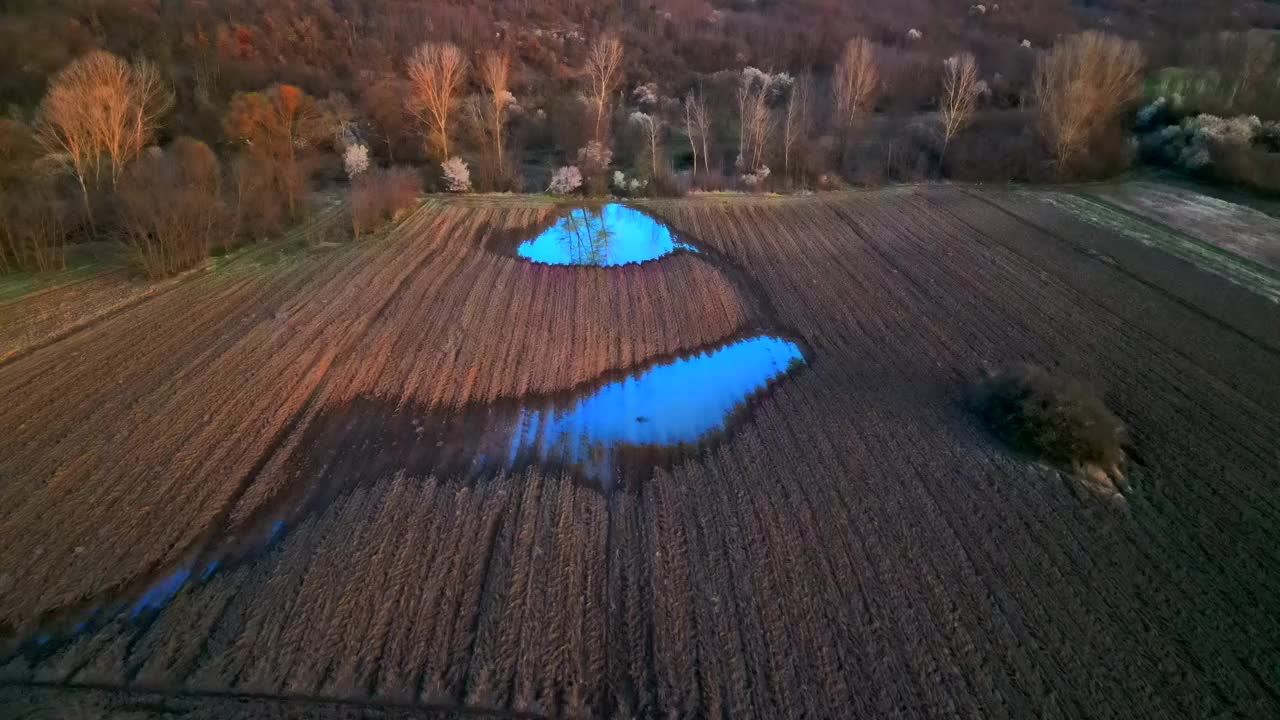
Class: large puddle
506,335,804,477
277,332,810,498
4,334,809,658
514,204,698,266
4,207,811,656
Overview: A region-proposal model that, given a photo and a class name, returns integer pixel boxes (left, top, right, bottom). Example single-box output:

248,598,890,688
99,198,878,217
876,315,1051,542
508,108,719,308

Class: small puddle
513,204,697,266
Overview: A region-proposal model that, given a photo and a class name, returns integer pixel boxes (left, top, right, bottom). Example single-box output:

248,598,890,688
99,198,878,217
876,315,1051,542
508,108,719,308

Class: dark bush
649,172,686,198
973,364,1128,471
351,167,422,237
944,111,1054,183
0,175,71,274
228,154,291,242
118,145,228,279
1213,143,1280,195
1059,125,1135,181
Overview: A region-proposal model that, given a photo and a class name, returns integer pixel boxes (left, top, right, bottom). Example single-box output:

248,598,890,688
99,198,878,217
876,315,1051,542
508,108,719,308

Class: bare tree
584,34,624,146
736,68,780,173
1033,31,1144,171
478,49,514,172
406,42,468,160
34,50,172,234
832,38,879,131
629,111,663,179
940,53,981,154
782,74,811,180
684,90,711,174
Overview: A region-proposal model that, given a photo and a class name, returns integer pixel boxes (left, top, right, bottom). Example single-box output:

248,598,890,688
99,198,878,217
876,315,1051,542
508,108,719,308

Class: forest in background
2,0,1279,277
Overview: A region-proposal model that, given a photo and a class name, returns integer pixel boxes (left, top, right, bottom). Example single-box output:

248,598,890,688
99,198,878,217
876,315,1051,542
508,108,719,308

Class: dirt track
2,188,1278,718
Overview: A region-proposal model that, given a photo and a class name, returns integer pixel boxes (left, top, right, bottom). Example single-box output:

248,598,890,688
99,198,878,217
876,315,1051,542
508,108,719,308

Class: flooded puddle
5,211,807,656
514,204,697,266
252,332,810,514
505,335,804,477
3,333,809,657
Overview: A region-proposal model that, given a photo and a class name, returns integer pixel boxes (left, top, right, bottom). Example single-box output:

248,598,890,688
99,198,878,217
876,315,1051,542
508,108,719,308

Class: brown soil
1,189,1278,719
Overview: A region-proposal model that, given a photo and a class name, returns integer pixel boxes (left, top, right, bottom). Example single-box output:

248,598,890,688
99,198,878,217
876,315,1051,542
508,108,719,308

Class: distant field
2,188,1278,718
1085,181,1280,273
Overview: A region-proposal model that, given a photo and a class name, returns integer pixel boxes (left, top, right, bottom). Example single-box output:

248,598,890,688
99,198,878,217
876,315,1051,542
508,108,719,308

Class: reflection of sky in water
23,528,275,651
507,335,804,473
129,568,191,619
17,333,806,649
517,204,697,266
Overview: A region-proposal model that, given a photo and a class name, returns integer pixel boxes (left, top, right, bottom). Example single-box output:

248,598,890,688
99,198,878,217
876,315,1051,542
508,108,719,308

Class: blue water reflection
129,568,191,619
507,335,805,476
517,204,697,266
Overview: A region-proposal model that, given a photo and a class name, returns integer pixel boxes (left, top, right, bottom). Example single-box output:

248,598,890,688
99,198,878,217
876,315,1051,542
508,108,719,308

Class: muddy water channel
5,205,808,650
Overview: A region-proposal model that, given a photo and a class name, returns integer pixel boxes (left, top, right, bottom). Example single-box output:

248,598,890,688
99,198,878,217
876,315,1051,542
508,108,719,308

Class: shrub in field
351,167,421,237
118,144,228,278
973,364,1129,487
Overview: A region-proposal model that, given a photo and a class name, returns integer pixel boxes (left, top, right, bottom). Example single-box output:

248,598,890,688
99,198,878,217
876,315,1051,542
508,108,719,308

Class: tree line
1,0,1276,278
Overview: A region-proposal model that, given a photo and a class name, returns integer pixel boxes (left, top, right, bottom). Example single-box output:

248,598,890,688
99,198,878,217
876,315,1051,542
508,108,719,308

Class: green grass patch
1028,190,1280,302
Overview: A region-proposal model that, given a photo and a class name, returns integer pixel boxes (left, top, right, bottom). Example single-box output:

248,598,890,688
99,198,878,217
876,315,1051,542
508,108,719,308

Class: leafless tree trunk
630,112,663,179
833,38,879,131
684,91,711,174
1033,31,1144,172
406,42,468,160
584,34,624,146
782,74,811,180
736,70,777,172
940,53,981,154
479,50,513,171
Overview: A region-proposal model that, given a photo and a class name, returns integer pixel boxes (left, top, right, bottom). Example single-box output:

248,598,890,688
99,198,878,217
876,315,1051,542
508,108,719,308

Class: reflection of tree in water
559,208,614,265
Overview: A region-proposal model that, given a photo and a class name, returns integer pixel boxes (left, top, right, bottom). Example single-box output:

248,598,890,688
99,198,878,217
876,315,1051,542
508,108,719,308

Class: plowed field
2,188,1277,719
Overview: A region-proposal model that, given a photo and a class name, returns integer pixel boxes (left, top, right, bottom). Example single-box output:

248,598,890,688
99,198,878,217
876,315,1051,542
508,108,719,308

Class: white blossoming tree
441,156,471,192
547,166,583,195
343,143,370,178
